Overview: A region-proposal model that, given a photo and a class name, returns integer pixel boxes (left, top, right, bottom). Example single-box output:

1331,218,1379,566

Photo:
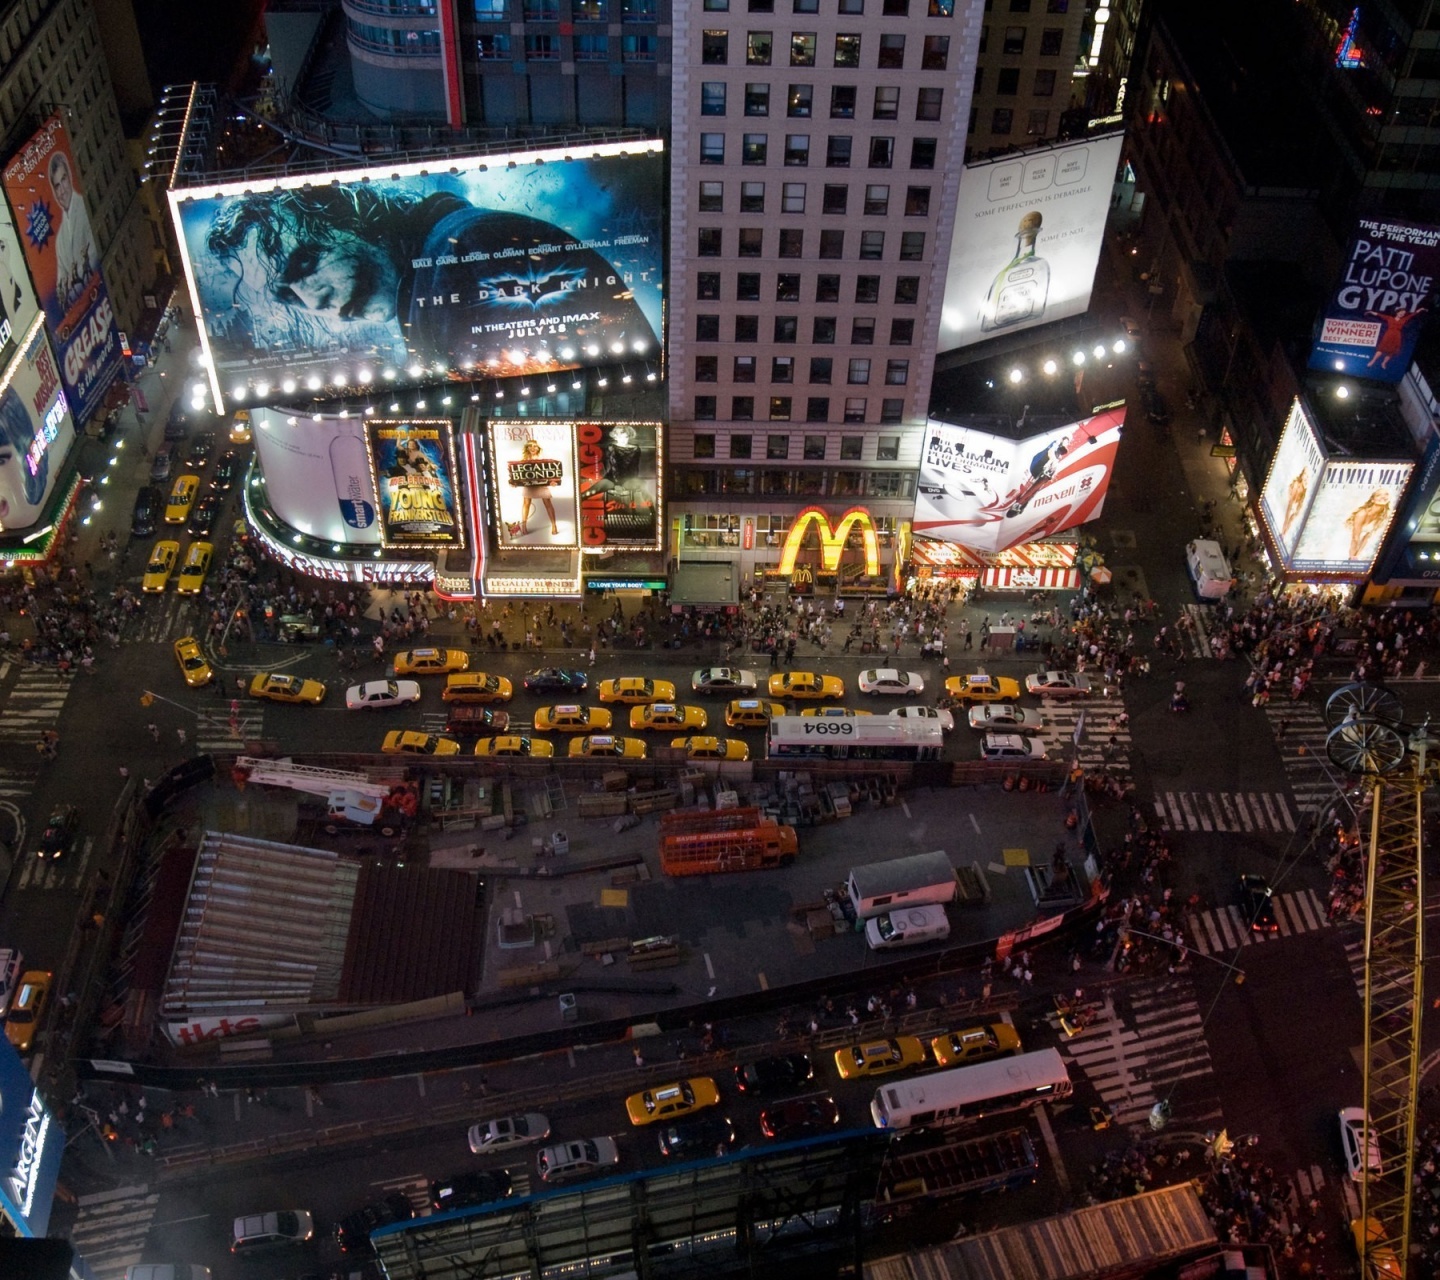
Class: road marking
1032,1099,1071,1194
704,952,715,980
901,800,911,818
757,971,768,990
969,813,981,834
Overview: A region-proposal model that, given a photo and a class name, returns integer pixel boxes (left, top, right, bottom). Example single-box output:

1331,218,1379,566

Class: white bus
766,717,945,762
869,1048,1072,1130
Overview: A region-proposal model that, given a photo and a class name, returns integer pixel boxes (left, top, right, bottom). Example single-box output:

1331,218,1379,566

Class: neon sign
1335,8,1365,68
777,506,881,577
6,1087,50,1219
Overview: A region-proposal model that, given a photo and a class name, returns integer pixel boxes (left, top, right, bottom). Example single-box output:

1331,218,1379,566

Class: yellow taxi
141,540,179,593
164,474,200,523
175,541,213,595
568,734,647,759
474,735,555,758
248,672,327,704
173,635,213,687
630,702,708,732
442,672,513,703
229,409,252,444
945,672,1022,705
800,706,872,718
725,698,785,729
534,704,612,733
768,671,845,700
394,647,470,676
930,1024,1022,1067
833,1036,926,1080
624,1077,721,1127
4,969,51,1052
672,736,750,761
598,676,676,705
383,730,462,757
1351,1217,1404,1279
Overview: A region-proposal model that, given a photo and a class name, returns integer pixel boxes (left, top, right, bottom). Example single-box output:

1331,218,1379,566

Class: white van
864,904,951,950
1186,538,1234,600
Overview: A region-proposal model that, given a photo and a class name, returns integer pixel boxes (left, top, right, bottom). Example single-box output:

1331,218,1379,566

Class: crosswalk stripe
1188,889,1329,955
68,1184,161,1279
1155,791,1300,834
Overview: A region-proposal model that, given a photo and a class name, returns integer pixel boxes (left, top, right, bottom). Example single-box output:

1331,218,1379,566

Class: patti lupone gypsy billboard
364,420,465,549
2,112,122,424
912,404,1125,553
169,140,665,412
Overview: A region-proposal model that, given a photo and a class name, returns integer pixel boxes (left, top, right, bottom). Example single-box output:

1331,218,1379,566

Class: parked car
186,493,222,537
536,1136,620,1184
163,410,191,442
211,450,241,490
467,1113,550,1153
1141,387,1170,425
184,432,216,468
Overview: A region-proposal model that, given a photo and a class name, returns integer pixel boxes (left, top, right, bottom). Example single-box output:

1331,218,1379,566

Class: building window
885,358,909,384
855,276,880,303
695,396,717,420
774,315,798,342
1047,0,1068,9
698,227,723,256
992,107,1013,135
767,434,790,459
701,81,727,114
525,0,558,16
788,83,813,116
809,356,833,381
826,135,852,166
750,0,773,9
1034,68,1056,96
868,137,893,167
791,32,815,64
816,274,841,301
1028,109,1049,135
623,0,656,16
697,314,720,341
805,397,829,422
899,231,925,260
475,0,506,16
878,33,904,67
840,435,864,459
904,186,930,216
699,181,724,212
776,273,801,301
873,86,899,120
697,272,721,299
864,183,889,214
895,275,920,303
784,134,810,165
730,432,754,456
997,67,1020,95
772,356,795,382
779,228,804,256
738,227,764,256
880,398,904,423
741,181,766,211
834,32,861,66
813,316,837,343
695,433,717,457
574,33,608,57
921,34,949,68
916,87,943,120
1010,0,1030,9
843,398,867,422
737,272,762,300
847,358,871,383
695,355,719,381
700,133,725,163
1003,25,1024,54
928,0,953,12
703,27,729,60
877,434,900,460
734,355,757,380
743,133,769,164
794,0,818,10
622,32,656,57
770,397,793,420
889,318,914,344
839,0,862,10
745,82,771,115
852,317,876,343
702,0,726,9
476,32,512,55
910,137,936,168
1040,27,1062,55
803,434,827,459
736,315,760,342
831,85,856,118
859,230,884,259
746,30,772,62
819,229,844,258
823,183,849,214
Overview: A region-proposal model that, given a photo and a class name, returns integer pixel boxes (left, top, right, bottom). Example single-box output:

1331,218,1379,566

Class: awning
983,565,1081,589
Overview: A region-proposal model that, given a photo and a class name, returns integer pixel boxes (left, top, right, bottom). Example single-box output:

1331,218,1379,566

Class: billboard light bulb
622,374,633,384
633,340,649,353
306,375,322,390
610,341,625,354
1093,345,1107,359
572,380,583,390
233,386,247,401
415,401,426,409
383,368,397,380
1042,359,1058,375
585,344,601,357
389,402,400,411
508,350,526,365
1072,352,1086,366
1113,339,1127,354
408,364,423,378
471,393,481,401
256,382,270,396
281,379,297,393
358,369,373,383
442,395,452,405
1336,384,1350,398
647,371,658,381
286,416,297,425
1334,359,1345,371
597,377,609,387
1008,368,1024,384
560,347,576,360
495,390,505,399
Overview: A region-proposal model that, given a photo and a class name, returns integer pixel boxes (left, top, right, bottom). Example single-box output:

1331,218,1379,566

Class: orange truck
659,806,799,876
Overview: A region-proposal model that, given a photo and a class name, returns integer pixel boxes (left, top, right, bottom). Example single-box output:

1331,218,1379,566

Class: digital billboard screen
489,420,579,550
1308,218,1440,383
578,421,661,550
250,408,381,545
169,140,665,413
938,134,1124,352
364,419,465,549
1289,459,1413,574
911,403,1125,553
2,112,122,424
1257,400,1324,564
0,203,39,373
0,325,75,534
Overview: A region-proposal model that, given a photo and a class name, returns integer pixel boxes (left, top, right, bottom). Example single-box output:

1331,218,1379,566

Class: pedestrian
1276,719,1289,739
477,1074,488,1096
176,727,187,745
632,1047,645,1067
146,722,160,742
588,645,596,665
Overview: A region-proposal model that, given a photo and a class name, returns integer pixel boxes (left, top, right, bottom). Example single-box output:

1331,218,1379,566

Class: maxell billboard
938,134,1125,352
2,112,123,424
1308,218,1440,383
169,140,665,413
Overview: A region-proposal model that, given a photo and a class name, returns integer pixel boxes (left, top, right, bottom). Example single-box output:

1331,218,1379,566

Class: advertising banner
2,112,122,423
1257,400,1324,563
250,408,381,545
169,140,665,413
489,420,579,549
1308,218,1440,383
364,419,465,548
0,1039,61,1236
911,404,1126,553
0,205,39,374
938,134,1125,351
1289,459,1413,574
0,326,75,534
577,421,661,550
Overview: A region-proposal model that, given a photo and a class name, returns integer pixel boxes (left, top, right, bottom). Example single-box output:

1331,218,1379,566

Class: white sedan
857,668,924,697
1025,670,1093,697
967,703,1044,731
468,1112,551,1153
1339,1107,1382,1183
345,678,422,710
889,705,955,733
691,667,759,694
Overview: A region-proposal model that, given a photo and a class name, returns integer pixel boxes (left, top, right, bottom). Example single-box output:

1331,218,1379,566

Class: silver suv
536,1136,620,1184
980,732,1048,761
230,1209,314,1253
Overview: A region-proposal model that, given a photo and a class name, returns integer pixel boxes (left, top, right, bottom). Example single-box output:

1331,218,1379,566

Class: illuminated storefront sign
778,507,881,577
585,577,666,590
167,1013,292,1047
482,571,583,598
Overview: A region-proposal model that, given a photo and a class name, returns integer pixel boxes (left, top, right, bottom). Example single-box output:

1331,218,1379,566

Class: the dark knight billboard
169,141,665,412
1308,218,1440,383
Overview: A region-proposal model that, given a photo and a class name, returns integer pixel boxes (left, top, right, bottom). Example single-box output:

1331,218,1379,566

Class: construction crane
1324,683,1426,1279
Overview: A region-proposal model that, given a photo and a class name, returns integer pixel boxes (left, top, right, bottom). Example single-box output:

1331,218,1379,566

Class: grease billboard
1257,400,1324,564
1308,218,1440,383
2,112,122,423
912,404,1125,553
364,420,464,549
169,140,665,413
939,134,1124,352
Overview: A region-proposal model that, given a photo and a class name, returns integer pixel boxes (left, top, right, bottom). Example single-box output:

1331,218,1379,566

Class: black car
1141,388,1170,425
1239,874,1278,933
759,1093,841,1141
335,1193,413,1255
656,1112,737,1158
131,485,162,537
732,1053,814,1096
429,1169,514,1212
163,408,191,442
523,667,589,694
185,432,216,468
212,450,241,491
36,804,79,860
188,493,222,537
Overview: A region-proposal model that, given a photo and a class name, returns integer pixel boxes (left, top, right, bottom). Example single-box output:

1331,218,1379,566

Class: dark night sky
131,0,267,93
